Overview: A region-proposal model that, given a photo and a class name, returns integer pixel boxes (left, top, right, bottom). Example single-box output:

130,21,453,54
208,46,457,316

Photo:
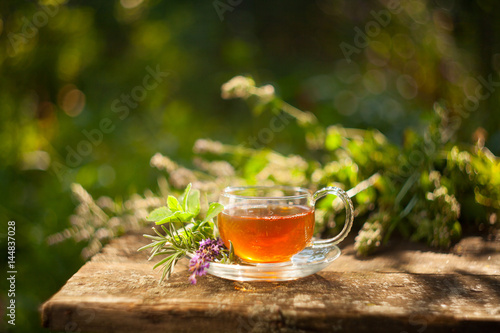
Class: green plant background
1,0,499,332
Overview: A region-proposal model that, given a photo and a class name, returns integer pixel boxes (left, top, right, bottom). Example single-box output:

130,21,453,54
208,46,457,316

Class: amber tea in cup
218,186,354,263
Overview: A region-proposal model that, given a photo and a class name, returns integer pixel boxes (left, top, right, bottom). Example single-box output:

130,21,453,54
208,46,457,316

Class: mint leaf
156,211,195,225
167,195,183,212
146,207,172,222
182,183,192,212
203,202,224,222
187,189,200,216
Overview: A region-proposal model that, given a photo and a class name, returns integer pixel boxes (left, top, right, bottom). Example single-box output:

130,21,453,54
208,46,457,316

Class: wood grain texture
41,233,500,333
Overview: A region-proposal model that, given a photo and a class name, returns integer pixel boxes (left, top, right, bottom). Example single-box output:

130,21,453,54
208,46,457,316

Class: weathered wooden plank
41,233,500,333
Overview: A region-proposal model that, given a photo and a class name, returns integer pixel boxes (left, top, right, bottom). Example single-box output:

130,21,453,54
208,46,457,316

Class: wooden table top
41,232,500,332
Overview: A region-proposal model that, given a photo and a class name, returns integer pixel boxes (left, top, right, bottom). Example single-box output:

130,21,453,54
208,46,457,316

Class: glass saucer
204,245,341,282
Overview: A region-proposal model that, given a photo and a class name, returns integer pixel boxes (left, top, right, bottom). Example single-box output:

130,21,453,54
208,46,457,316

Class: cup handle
311,187,354,248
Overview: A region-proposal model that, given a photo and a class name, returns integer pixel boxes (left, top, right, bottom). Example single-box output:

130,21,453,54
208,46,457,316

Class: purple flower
188,274,197,285
188,238,224,284
199,239,212,248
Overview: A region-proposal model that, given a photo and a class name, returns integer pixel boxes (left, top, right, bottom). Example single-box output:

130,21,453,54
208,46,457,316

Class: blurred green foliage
1,0,500,331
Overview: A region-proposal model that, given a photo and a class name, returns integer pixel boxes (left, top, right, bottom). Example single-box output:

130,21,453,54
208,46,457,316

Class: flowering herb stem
139,184,229,284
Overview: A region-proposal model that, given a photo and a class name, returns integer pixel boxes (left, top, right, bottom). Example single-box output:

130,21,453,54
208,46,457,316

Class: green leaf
153,254,174,270
155,211,195,225
153,249,177,257
325,127,342,151
182,183,192,212
167,195,183,212
137,241,159,252
187,189,201,216
142,234,163,241
203,202,224,222
451,221,462,238
161,225,172,237
176,211,195,221
229,240,235,262
146,206,171,222
160,252,184,282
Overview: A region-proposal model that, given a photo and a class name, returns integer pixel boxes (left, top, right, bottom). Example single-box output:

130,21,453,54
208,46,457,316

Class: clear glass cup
218,185,354,263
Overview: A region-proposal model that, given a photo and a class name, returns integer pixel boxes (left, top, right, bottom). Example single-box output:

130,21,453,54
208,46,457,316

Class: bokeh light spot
397,75,418,100
406,0,430,24
58,84,86,117
363,70,387,95
120,0,144,9
403,60,421,78
392,34,415,59
132,22,171,54
365,41,390,67
380,98,403,121
440,60,462,83
462,77,480,98
57,48,82,81
433,9,454,31
21,150,51,171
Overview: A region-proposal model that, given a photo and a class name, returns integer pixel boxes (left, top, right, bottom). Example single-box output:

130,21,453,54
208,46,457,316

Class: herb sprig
138,184,228,283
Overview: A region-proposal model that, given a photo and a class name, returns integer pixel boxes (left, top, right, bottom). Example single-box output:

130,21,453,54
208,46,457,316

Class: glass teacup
218,186,354,263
